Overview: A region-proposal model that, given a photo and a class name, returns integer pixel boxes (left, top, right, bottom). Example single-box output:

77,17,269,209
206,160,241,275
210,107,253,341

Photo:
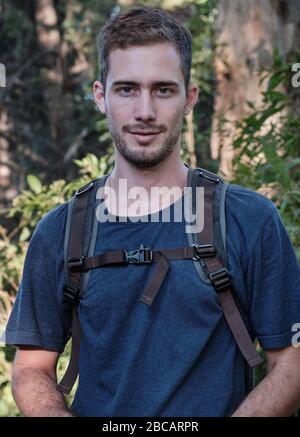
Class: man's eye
119,86,133,94
117,86,173,96
157,87,172,96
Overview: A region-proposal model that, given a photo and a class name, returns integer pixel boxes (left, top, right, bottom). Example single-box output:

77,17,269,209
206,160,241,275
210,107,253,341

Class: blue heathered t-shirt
3,181,300,417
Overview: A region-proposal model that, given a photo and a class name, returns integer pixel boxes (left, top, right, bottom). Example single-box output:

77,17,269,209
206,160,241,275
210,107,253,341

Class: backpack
57,164,264,395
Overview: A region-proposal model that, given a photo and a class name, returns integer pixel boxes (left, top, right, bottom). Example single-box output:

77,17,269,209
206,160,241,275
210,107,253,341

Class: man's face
94,42,198,168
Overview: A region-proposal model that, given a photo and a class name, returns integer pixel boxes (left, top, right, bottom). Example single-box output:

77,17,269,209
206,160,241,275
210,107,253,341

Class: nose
133,91,156,122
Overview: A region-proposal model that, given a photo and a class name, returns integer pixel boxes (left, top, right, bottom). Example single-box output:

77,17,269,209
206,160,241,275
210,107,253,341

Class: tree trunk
35,0,62,145
34,0,75,161
211,0,300,179
184,110,197,168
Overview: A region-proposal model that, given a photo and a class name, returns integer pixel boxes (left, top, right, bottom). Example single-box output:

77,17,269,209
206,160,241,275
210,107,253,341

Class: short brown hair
96,6,192,96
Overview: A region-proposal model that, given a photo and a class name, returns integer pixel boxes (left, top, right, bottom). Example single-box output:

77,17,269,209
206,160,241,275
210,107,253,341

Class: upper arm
245,204,300,350
4,214,72,356
12,346,60,380
265,345,300,374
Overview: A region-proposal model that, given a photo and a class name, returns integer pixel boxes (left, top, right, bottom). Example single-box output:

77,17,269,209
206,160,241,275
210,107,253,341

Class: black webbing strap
69,246,204,270
140,253,170,306
63,181,96,304
192,171,263,368
66,245,217,307
57,180,96,394
57,306,82,394
138,245,216,305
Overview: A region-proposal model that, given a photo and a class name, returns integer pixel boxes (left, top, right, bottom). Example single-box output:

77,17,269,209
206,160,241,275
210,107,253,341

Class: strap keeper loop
75,181,94,197
64,283,80,304
192,243,216,260
68,256,86,271
208,267,232,293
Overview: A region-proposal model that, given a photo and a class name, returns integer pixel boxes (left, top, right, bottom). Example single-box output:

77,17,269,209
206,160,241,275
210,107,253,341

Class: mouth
129,131,161,144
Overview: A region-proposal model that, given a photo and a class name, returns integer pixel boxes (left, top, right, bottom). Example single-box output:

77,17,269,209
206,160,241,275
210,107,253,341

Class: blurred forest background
0,0,300,416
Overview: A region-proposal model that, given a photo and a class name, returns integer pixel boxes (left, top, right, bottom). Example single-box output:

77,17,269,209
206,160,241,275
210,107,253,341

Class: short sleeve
2,223,71,353
245,204,300,350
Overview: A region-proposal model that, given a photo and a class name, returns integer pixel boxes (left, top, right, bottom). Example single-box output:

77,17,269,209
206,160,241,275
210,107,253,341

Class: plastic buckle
64,283,80,304
68,256,86,271
208,267,232,292
192,243,216,260
75,181,94,197
199,170,220,183
124,244,153,264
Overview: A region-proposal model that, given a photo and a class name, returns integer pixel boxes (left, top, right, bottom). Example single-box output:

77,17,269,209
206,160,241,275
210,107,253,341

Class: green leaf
19,227,30,242
27,175,42,194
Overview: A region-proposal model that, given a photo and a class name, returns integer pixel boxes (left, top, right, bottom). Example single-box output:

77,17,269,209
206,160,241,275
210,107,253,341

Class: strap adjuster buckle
198,170,220,183
124,244,153,264
208,267,232,292
192,243,216,260
68,256,86,271
64,283,80,304
75,181,94,197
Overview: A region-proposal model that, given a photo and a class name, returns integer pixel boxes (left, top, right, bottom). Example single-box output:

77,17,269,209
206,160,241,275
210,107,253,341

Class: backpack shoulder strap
186,166,263,371
57,174,109,394
186,166,228,281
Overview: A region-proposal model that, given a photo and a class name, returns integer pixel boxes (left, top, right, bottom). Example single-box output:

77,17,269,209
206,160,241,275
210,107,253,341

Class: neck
104,154,189,217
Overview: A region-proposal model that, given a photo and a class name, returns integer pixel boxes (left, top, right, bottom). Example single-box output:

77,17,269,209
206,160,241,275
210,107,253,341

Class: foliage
7,153,112,238
230,50,300,260
182,0,218,169
0,0,115,189
0,348,19,417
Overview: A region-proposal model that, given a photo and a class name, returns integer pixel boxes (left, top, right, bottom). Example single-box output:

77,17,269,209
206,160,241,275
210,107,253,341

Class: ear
184,83,199,116
93,80,106,114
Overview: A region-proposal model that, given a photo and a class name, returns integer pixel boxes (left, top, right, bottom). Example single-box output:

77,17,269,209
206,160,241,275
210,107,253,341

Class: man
4,6,300,417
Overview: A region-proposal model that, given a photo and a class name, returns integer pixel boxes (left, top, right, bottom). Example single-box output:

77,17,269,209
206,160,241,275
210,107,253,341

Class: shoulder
225,182,277,226
36,201,69,234
223,182,278,269
32,201,70,257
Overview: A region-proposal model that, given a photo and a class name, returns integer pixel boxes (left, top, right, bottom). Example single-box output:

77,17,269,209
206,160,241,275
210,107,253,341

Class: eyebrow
111,80,180,89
